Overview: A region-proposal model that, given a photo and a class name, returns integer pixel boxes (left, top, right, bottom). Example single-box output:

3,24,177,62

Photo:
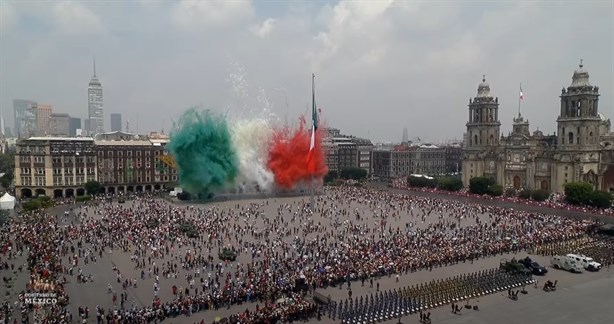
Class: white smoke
231,118,275,192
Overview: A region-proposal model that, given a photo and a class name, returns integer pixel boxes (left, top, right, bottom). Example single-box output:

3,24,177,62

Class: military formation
325,267,535,324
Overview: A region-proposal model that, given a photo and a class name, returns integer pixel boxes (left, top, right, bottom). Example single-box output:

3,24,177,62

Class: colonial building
372,143,452,179
14,134,177,198
462,63,613,192
372,146,413,179
15,137,97,198
322,127,373,174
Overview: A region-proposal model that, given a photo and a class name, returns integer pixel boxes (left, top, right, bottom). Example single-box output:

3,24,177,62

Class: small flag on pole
519,84,524,101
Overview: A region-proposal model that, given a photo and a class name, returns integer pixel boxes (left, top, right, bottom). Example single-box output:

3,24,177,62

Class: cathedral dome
570,61,591,88
476,75,492,98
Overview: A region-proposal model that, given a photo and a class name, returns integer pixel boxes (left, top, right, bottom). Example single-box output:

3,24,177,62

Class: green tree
487,184,503,196
22,200,42,212
339,167,368,180
0,151,15,188
587,191,612,209
564,182,594,205
437,176,463,191
530,189,550,201
469,177,495,195
408,176,437,188
84,180,102,196
518,189,532,199
324,170,338,183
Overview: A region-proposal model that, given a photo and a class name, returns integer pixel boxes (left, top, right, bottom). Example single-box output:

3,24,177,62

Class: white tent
0,193,15,210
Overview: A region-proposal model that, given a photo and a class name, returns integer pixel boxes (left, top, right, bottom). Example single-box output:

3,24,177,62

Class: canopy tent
0,192,15,210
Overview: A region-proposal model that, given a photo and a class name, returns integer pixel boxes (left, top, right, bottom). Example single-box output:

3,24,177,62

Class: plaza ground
3,190,614,323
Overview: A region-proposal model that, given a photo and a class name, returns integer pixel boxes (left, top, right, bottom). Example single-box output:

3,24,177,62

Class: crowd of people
389,177,614,216
0,184,600,323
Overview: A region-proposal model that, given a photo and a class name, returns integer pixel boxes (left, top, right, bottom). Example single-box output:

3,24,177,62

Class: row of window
98,150,164,157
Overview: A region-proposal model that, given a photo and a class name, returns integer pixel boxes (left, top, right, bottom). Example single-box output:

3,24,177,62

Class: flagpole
310,74,316,213
518,83,522,117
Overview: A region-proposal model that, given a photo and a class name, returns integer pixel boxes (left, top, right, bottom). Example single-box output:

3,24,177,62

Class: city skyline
1,1,613,142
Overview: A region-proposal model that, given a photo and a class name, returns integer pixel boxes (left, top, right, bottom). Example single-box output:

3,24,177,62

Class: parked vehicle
551,255,584,273
518,257,548,275
500,258,531,275
566,254,602,271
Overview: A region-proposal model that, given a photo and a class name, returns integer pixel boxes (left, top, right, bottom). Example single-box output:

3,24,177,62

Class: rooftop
26,137,94,142
94,140,153,146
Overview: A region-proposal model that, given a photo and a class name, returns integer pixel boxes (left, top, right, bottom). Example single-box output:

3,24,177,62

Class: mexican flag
307,74,318,174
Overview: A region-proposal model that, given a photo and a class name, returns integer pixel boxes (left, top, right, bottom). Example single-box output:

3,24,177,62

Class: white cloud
0,1,612,143
171,0,254,30
251,18,276,38
52,1,104,35
0,2,18,32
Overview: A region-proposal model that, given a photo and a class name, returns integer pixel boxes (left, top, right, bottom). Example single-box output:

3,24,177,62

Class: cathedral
462,62,614,193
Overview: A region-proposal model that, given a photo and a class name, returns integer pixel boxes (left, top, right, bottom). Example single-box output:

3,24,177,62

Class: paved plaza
2,186,613,323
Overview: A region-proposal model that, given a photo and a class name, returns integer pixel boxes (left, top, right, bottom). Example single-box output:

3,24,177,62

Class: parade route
2,186,613,323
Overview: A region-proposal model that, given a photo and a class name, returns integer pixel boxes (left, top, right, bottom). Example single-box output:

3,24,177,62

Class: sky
1,0,613,143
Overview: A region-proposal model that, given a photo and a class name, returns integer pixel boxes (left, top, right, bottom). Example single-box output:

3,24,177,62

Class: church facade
462,63,614,193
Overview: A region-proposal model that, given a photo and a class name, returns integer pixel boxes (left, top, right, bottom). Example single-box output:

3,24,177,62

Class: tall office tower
13,99,36,138
35,103,53,135
88,58,104,135
110,113,122,132
69,117,81,137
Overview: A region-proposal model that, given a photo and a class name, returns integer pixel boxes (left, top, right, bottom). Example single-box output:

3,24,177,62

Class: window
568,132,574,144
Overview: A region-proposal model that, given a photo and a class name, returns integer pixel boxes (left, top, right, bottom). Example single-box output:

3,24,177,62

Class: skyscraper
110,113,122,132
88,58,104,135
69,117,81,137
13,99,36,138
35,103,53,136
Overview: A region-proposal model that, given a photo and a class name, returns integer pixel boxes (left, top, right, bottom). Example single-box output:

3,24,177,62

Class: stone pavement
3,192,613,323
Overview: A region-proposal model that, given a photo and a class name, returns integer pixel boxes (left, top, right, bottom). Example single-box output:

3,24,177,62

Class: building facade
372,148,413,179
88,62,104,135
412,145,447,175
462,63,613,193
35,103,53,136
13,99,36,138
110,113,122,132
322,127,373,174
14,135,177,198
48,113,70,136
69,117,81,137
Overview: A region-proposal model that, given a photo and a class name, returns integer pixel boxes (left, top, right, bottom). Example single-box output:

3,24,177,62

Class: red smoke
267,119,327,189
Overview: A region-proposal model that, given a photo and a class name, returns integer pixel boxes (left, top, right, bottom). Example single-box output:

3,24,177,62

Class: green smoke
169,108,238,196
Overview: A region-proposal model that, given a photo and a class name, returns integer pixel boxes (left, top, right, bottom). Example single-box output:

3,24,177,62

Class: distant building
14,136,177,198
88,59,104,135
412,144,446,175
372,142,460,180
444,144,463,173
321,127,373,174
35,103,53,136
69,117,81,137
48,113,70,136
13,99,36,138
372,148,413,179
461,63,613,192
110,113,122,132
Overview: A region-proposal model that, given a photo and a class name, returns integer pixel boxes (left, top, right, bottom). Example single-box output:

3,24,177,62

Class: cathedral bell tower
554,61,602,192
466,75,501,149
462,76,501,186
557,61,601,150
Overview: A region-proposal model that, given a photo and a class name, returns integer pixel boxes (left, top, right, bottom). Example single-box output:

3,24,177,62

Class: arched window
589,131,593,144
577,100,582,116
489,134,494,145
568,132,574,144
474,134,478,145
